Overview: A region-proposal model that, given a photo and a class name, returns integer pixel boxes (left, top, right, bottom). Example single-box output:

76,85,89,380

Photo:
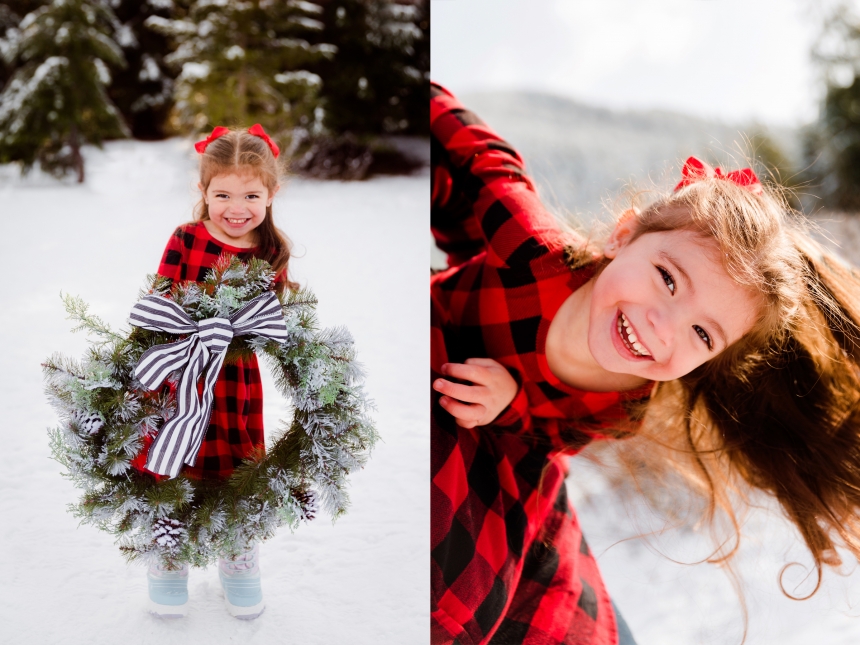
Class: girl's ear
605,208,639,259
268,183,280,206
198,182,206,203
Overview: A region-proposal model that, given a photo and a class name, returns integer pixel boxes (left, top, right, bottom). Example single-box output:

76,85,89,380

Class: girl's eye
246,194,260,200
657,266,675,294
694,325,713,350
215,193,228,199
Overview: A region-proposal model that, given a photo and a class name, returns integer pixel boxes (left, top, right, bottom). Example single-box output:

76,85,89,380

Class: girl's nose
645,306,673,348
229,199,245,214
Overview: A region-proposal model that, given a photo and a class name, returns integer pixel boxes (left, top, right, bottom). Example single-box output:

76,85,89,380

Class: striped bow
129,291,289,478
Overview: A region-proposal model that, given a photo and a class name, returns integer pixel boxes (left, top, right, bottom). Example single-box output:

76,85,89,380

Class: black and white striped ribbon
129,291,289,478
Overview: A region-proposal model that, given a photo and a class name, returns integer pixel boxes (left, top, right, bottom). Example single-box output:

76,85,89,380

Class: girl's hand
433,358,519,428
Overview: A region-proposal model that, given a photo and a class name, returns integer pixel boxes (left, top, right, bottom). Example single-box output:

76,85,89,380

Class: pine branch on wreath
44,255,377,568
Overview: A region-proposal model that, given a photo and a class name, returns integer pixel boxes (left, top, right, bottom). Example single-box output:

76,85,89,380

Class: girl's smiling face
588,221,760,382
200,172,279,247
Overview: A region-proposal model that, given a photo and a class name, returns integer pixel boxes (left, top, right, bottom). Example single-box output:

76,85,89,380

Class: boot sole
148,598,189,618
224,597,265,620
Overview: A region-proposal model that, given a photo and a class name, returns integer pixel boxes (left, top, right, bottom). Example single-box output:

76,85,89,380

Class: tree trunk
238,32,248,123
70,123,85,183
239,62,247,124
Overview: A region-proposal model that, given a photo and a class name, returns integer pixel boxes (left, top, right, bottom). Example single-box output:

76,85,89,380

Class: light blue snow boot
218,544,265,619
147,561,189,617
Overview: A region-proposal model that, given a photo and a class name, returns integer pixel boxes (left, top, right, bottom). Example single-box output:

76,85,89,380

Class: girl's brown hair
587,176,860,603
194,128,299,292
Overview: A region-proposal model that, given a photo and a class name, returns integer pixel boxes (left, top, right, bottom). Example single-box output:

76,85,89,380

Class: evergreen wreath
43,255,377,568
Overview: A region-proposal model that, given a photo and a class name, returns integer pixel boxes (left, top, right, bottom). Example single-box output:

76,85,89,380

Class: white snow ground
0,139,428,645
567,456,860,645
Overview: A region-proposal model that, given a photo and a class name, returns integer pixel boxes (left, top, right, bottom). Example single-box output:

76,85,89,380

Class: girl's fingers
441,362,492,386
438,396,485,428
433,378,485,404
463,357,503,368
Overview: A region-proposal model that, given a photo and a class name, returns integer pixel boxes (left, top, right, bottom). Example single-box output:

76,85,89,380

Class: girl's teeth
619,312,650,357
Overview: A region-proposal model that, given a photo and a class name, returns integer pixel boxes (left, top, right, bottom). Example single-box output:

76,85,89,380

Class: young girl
140,123,297,620
430,83,860,645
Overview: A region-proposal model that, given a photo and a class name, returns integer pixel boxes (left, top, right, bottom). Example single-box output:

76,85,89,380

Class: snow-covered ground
568,455,860,645
0,140,428,644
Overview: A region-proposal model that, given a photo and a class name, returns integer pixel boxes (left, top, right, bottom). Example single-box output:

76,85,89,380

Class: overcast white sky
431,0,848,127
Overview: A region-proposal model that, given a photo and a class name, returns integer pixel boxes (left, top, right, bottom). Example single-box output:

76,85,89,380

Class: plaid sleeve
490,385,585,454
157,226,186,281
431,84,486,268
492,386,651,455
490,382,531,430
492,406,592,455
430,83,562,270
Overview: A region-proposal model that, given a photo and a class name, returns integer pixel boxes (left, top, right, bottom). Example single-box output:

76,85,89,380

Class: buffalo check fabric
431,84,652,645
131,221,279,480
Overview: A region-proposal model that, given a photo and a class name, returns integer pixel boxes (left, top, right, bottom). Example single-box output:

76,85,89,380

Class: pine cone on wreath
152,518,185,552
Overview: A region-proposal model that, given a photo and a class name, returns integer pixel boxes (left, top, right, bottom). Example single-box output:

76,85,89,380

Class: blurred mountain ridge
459,89,803,226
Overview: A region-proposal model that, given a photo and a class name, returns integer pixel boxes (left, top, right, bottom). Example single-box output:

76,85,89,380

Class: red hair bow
194,126,230,154
674,156,762,196
248,123,280,158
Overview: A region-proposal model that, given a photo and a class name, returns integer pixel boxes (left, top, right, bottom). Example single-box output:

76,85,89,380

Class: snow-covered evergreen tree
0,2,44,89
146,0,334,140
0,0,129,182
0,5,21,92
107,0,176,140
314,0,428,136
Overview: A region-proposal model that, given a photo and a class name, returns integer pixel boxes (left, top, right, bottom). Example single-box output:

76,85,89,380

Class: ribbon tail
183,349,228,468
145,339,209,478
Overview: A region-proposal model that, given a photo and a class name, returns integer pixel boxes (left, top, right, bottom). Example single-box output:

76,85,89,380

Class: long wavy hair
586,176,860,606
194,128,299,292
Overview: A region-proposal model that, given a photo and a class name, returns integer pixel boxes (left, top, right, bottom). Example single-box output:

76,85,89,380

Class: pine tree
107,0,177,140
313,0,428,136
0,0,129,182
0,2,44,88
146,0,333,140
0,6,21,93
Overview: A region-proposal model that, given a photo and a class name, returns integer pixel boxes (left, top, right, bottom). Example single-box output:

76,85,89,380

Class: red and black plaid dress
431,84,652,645
132,221,281,480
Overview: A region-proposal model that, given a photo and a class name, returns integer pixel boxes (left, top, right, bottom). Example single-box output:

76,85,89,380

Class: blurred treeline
0,0,428,182
713,3,860,214
805,2,860,211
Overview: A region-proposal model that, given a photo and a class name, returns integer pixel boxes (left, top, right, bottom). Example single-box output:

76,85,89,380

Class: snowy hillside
0,140,428,645
461,90,801,218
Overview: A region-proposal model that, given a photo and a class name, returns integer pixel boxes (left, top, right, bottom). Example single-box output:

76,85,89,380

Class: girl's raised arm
492,385,646,454
431,83,566,270
435,357,647,453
